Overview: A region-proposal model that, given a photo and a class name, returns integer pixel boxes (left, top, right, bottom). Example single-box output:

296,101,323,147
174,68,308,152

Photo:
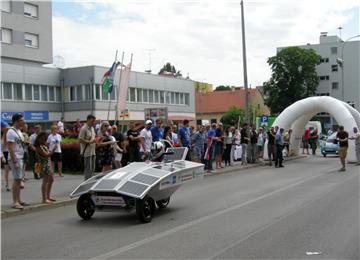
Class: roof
195,88,256,114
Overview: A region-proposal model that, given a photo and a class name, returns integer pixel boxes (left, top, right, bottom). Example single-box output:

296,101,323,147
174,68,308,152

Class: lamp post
240,0,249,124
338,34,360,101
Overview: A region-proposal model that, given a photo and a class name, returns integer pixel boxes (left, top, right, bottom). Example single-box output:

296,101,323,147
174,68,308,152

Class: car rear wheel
156,197,170,209
77,193,95,220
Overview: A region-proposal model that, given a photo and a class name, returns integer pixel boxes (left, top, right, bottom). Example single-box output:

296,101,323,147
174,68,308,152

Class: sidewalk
1,156,305,218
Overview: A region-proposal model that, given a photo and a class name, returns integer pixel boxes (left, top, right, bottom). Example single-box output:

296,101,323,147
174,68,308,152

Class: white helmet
151,141,165,160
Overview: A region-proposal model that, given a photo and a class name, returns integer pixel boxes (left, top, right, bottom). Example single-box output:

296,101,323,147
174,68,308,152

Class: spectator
73,118,82,135
267,127,276,166
248,125,258,163
34,132,56,204
178,119,192,160
127,123,141,162
256,127,265,160
29,125,42,179
302,128,310,155
79,114,97,180
163,126,174,147
240,123,250,165
201,124,209,164
111,125,125,169
191,125,204,163
140,120,153,161
97,121,116,173
309,128,318,155
171,124,179,146
6,114,28,209
336,125,349,171
1,122,10,191
283,129,292,157
349,127,360,165
47,125,63,177
204,123,216,172
94,119,101,136
57,117,65,135
231,128,240,165
275,127,285,168
151,119,163,142
214,123,224,169
224,126,234,167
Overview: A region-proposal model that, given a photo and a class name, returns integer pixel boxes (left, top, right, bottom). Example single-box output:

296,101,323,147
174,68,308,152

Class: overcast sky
52,0,359,88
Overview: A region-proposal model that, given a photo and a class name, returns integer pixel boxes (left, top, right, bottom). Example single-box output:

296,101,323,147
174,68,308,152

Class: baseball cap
145,120,153,125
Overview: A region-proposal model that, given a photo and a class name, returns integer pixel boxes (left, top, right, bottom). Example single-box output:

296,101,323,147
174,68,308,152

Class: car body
320,132,339,157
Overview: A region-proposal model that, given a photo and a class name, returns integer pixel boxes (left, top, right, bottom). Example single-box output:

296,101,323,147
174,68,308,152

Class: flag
204,136,213,160
101,61,119,93
118,62,132,114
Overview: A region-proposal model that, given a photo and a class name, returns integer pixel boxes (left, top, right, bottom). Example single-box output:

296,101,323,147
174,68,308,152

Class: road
2,156,359,259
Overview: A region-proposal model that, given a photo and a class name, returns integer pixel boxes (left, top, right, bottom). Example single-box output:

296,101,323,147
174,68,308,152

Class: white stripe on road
89,171,334,260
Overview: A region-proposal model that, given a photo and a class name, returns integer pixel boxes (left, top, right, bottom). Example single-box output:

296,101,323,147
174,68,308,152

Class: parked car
320,132,339,157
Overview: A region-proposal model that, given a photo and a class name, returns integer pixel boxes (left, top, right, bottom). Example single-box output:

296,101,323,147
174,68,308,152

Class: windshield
326,132,337,142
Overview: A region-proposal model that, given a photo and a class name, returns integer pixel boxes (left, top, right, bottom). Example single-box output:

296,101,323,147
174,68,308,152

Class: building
278,33,360,126
1,1,195,129
195,88,270,125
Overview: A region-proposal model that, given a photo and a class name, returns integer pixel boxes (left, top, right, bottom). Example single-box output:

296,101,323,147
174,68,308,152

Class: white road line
89,171,333,260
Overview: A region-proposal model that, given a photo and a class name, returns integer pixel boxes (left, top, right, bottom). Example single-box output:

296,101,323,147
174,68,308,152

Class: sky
51,0,360,88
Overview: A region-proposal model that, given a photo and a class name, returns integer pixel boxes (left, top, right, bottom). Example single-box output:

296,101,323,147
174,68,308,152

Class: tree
214,85,232,91
263,47,321,114
221,106,243,128
158,62,182,77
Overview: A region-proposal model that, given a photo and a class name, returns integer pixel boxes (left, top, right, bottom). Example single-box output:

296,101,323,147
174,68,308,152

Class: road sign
260,116,268,126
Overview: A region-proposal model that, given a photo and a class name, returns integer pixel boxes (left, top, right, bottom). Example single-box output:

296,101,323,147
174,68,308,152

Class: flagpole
107,50,118,121
115,51,125,125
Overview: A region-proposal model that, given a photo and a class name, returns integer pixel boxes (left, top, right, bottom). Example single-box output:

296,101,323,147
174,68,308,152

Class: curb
1,197,77,219
1,155,307,219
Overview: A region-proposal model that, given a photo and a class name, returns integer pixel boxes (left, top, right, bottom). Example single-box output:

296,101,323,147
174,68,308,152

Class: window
95,84,101,100
137,88,142,102
70,86,75,101
180,93,184,104
331,64,338,72
332,82,339,90
13,83,22,100
331,47,337,55
24,33,39,48
25,84,32,100
1,1,11,12
185,93,190,106
102,89,109,101
84,84,90,100
149,90,154,103
319,76,329,80
160,91,165,103
40,85,47,101
56,87,61,101
48,86,55,101
24,3,38,18
76,85,83,101
2,82,12,99
33,85,40,100
171,92,175,104
130,88,136,102
175,92,180,104
143,89,148,102
1,28,12,44
320,58,329,63
154,90,159,103
166,91,170,104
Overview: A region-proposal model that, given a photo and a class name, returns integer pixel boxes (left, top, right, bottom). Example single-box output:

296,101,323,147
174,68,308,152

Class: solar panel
164,147,188,161
131,173,159,186
92,179,122,190
117,181,149,197
143,167,170,178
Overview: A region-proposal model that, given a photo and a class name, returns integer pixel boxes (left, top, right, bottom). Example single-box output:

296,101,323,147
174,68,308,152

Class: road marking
89,171,339,260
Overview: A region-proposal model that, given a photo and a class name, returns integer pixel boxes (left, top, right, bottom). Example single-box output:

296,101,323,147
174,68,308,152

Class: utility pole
145,49,156,73
240,0,249,124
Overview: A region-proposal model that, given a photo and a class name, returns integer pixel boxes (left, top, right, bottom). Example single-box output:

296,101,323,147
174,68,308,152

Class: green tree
158,62,182,77
215,85,232,91
263,47,321,114
221,106,243,128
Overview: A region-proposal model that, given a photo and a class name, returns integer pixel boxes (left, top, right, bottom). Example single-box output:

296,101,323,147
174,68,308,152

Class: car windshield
326,132,337,142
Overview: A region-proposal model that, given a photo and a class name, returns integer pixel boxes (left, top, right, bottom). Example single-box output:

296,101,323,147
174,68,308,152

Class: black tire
77,194,95,220
136,197,155,223
323,154,326,157
156,197,170,209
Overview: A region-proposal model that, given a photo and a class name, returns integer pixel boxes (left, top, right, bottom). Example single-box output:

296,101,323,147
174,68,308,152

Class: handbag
34,162,42,177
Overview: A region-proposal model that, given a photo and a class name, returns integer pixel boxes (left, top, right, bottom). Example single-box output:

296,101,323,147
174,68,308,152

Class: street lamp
337,34,360,101
240,0,249,124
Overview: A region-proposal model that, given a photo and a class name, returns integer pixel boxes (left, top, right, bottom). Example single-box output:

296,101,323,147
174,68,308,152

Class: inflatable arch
271,96,360,162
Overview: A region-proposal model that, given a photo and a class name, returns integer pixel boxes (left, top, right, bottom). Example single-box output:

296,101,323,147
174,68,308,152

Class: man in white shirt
6,114,27,209
47,124,63,177
57,117,65,135
140,120,153,161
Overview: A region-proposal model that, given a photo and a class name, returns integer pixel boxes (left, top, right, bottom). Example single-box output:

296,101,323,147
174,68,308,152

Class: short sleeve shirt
79,123,96,157
140,128,152,152
337,131,349,147
47,133,62,153
6,128,24,159
151,127,163,142
127,129,140,148
179,127,191,148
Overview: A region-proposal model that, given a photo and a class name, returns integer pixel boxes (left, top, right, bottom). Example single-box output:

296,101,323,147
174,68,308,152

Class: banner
117,63,132,114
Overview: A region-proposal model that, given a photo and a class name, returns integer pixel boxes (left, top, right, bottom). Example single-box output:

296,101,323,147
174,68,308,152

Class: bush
61,138,83,172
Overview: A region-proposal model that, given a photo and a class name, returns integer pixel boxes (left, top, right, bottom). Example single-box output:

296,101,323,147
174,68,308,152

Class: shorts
339,146,348,158
9,159,25,180
215,144,224,155
257,145,263,152
51,152,62,163
115,153,123,161
2,151,9,165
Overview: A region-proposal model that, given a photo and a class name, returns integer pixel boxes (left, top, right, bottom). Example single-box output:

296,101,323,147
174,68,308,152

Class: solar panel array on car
117,181,149,197
131,173,159,186
71,181,96,197
92,179,122,190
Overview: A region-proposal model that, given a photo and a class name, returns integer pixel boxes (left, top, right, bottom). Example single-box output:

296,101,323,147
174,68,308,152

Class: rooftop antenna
145,49,156,73
338,26,343,41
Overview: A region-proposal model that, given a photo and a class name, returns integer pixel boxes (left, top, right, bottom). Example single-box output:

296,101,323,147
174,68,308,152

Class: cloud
52,0,359,87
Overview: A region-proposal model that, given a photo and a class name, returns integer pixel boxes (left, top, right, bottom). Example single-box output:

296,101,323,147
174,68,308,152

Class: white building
278,33,360,127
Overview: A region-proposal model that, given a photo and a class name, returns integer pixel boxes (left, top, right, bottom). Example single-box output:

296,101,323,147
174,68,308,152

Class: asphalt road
2,156,359,260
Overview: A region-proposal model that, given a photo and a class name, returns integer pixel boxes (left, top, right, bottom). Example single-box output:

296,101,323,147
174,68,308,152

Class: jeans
241,143,247,163
275,144,284,166
204,145,213,170
84,155,96,180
